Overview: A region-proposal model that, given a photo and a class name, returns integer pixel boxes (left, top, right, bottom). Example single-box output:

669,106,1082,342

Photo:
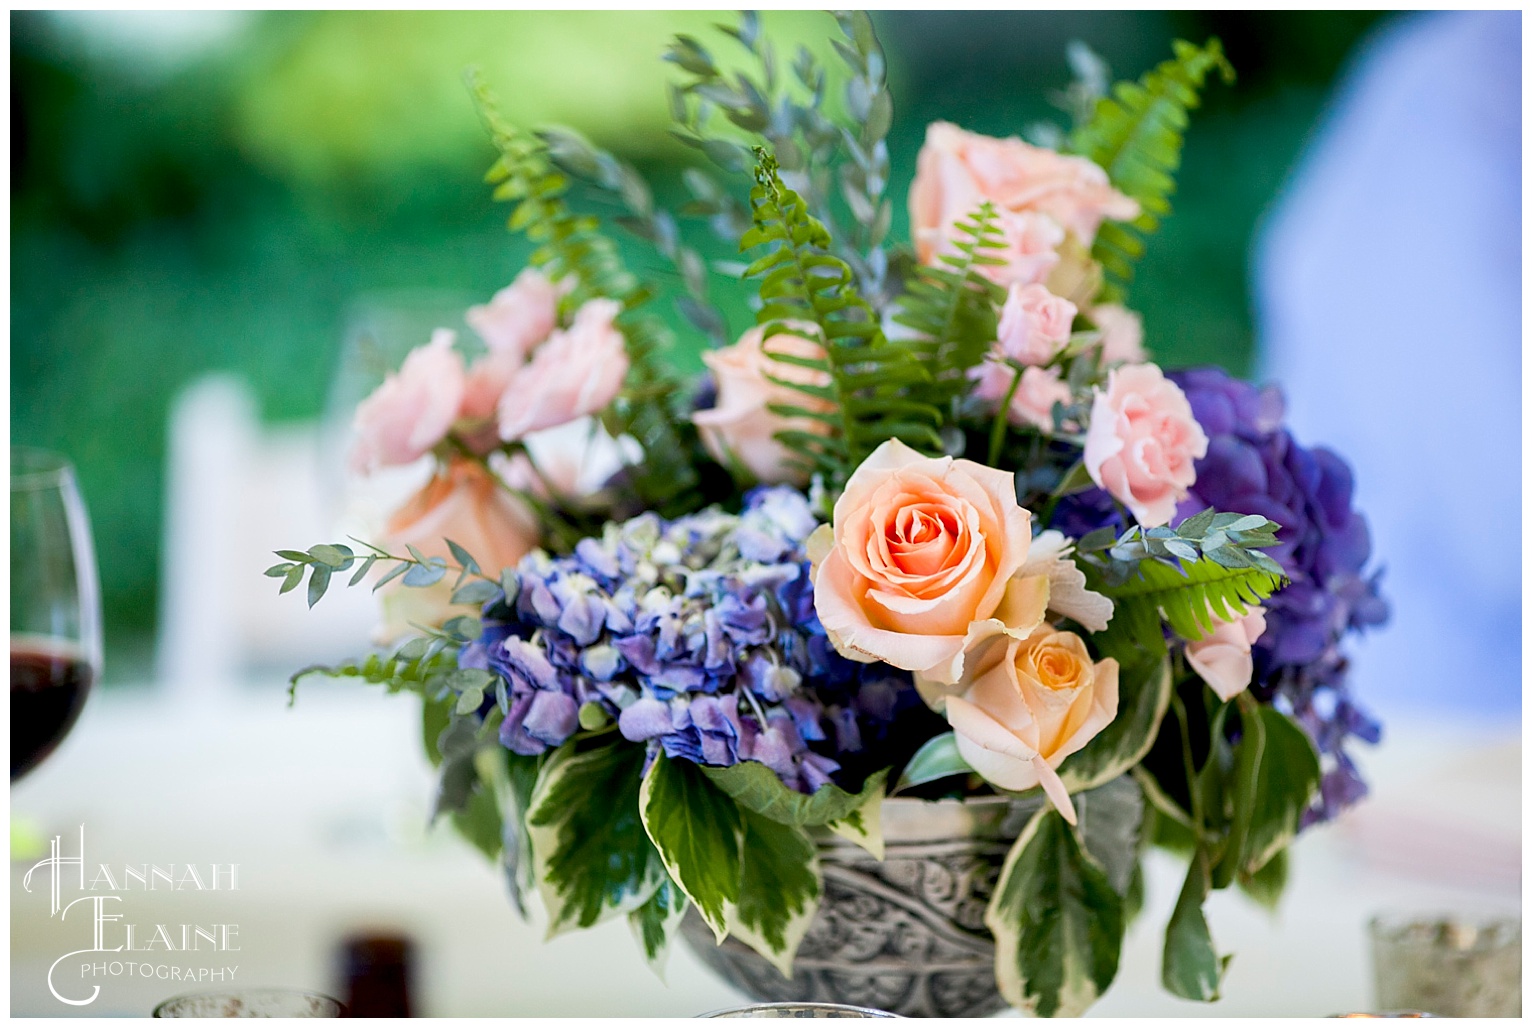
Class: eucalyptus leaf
987,807,1123,1016
306,566,331,608
703,761,887,828
639,753,742,942
451,579,501,606
403,561,448,588
527,741,666,937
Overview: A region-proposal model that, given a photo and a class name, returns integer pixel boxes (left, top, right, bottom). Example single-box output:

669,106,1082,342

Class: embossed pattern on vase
681,777,1142,1018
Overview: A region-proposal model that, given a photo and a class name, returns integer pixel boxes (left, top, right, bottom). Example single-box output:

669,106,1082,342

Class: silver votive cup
1370,914,1521,1017
153,988,345,1017
702,1001,901,1017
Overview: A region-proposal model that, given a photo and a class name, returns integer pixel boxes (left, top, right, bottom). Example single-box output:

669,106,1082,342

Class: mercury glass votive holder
702,1001,901,1017
152,988,345,1017
1370,914,1521,1017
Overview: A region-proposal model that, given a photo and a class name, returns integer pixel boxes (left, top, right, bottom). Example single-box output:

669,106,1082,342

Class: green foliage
893,732,973,792
526,739,667,936
726,807,821,977
1069,38,1235,301
1224,703,1321,881
702,762,886,829
1058,655,1173,792
469,74,700,515
1102,557,1284,656
987,807,1124,1017
638,752,743,942
667,11,897,306
890,202,1008,416
1162,847,1229,1001
742,150,941,485
538,124,731,346
628,875,689,977
1237,846,1289,912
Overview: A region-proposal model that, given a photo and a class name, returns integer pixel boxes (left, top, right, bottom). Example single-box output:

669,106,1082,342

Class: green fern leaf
891,202,1007,414
1068,39,1235,301
1099,557,1284,652
469,73,699,515
742,149,943,485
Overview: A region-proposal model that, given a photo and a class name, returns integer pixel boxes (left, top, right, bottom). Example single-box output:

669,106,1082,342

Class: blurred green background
11,10,1391,679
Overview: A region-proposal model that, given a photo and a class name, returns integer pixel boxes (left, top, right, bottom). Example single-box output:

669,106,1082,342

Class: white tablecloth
10,683,1519,1017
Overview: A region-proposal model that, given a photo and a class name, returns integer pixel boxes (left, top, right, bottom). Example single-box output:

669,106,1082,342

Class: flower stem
987,363,1025,467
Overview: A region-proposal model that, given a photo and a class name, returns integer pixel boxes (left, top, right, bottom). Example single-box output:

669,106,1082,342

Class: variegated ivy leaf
724,808,821,977
639,753,742,942
826,793,884,861
987,807,1123,1017
1162,848,1229,1001
526,740,666,938
1057,655,1172,793
628,875,689,980
702,762,888,829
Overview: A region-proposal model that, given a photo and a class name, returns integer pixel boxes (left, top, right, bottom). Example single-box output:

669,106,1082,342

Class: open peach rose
807,439,1043,685
375,457,540,644
942,627,1119,825
350,329,466,475
1185,607,1267,700
1083,363,1208,527
692,324,832,485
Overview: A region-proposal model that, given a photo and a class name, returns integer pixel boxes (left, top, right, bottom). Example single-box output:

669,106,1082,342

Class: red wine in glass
12,448,102,782
11,637,96,780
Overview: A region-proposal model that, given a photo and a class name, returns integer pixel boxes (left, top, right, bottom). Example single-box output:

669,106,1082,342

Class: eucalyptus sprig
265,537,503,611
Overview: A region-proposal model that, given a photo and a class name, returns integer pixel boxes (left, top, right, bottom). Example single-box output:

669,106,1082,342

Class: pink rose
998,283,1077,366
807,439,1040,685
1184,607,1267,701
972,363,1075,432
909,122,1139,275
943,627,1119,825
375,457,540,643
465,268,561,361
1090,304,1145,365
985,210,1065,288
350,329,465,474
691,325,833,485
1083,363,1208,527
497,298,629,441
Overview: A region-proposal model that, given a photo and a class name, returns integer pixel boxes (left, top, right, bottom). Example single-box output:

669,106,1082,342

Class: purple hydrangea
1049,367,1388,823
1170,367,1388,824
468,486,924,794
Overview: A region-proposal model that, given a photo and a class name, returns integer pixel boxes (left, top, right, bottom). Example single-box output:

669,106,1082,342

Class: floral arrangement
273,14,1386,1016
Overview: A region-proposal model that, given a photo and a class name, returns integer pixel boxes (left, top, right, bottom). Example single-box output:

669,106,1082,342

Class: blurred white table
10,682,1519,1017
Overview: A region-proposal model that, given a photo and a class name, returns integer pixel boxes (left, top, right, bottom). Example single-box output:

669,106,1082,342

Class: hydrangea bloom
462,486,931,793
1049,367,1388,823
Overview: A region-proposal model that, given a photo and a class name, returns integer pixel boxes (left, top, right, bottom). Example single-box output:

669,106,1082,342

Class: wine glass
11,447,102,781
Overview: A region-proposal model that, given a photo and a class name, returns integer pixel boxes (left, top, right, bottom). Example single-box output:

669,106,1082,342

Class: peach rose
909,121,1139,270
972,363,1074,432
497,298,629,441
350,329,465,474
375,457,540,643
692,324,833,485
1083,363,1208,527
998,283,1078,366
465,268,561,361
1090,304,1146,365
807,439,1043,685
1185,607,1267,701
941,627,1119,825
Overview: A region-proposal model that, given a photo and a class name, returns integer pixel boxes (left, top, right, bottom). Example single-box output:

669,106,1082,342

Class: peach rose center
1033,645,1085,690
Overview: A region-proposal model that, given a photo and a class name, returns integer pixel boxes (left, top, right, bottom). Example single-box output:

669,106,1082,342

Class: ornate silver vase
680,776,1142,1018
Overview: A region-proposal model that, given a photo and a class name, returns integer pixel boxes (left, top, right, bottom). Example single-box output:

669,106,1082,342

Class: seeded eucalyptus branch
538,126,731,346
667,11,898,310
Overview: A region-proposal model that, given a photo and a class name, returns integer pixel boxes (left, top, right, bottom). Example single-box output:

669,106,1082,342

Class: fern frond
891,202,1007,414
1068,39,1234,301
468,73,699,514
743,149,942,485
1101,557,1284,653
